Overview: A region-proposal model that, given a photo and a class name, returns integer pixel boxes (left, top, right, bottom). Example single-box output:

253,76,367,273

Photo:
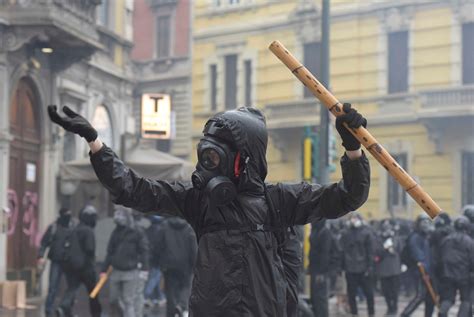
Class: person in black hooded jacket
155,216,197,316
101,207,149,317
341,212,375,317
438,216,474,317
56,204,101,317
48,103,370,317
37,207,74,317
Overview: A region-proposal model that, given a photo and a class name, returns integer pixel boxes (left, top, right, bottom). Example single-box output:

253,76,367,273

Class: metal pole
319,0,330,184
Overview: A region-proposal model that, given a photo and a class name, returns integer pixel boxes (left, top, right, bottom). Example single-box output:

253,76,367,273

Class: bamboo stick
269,40,441,219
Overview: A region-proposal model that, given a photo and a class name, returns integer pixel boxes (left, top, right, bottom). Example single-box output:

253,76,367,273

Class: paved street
0,294,462,317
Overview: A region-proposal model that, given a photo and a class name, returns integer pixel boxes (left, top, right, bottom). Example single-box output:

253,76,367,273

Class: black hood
204,107,268,194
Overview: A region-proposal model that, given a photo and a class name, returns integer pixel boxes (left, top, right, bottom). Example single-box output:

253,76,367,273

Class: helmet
415,213,432,234
462,205,474,223
434,212,451,229
453,215,470,233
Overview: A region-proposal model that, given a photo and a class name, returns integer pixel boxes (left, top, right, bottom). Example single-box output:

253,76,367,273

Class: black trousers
310,274,329,317
59,265,102,317
164,270,192,317
438,279,471,317
380,275,400,314
400,270,434,317
346,272,375,316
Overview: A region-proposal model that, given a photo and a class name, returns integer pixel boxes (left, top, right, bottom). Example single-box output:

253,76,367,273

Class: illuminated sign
141,93,171,139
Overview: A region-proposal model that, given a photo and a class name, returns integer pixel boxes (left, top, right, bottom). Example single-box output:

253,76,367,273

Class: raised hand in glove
48,105,98,142
335,103,367,151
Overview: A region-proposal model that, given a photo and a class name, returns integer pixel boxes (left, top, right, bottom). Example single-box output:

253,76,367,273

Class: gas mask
192,136,239,206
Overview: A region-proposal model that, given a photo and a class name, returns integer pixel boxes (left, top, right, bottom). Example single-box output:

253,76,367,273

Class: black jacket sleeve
89,145,195,219
38,224,53,258
283,152,370,225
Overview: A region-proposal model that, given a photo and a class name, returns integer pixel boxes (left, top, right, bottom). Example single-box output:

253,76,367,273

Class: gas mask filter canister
192,136,238,206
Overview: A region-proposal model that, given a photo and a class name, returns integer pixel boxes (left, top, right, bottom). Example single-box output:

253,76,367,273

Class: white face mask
352,219,362,228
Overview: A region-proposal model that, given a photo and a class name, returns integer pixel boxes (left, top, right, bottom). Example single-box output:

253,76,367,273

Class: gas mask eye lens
201,148,220,169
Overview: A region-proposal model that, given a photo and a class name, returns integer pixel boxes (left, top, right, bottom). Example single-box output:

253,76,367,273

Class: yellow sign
141,94,171,139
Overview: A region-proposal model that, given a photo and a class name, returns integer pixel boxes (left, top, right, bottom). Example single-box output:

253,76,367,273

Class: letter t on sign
150,96,164,112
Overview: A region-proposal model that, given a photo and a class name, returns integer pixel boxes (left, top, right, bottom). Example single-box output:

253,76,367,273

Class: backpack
61,226,86,271
400,233,416,268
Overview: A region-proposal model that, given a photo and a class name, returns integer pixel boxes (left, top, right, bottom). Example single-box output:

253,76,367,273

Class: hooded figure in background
37,207,75,317
102,207,149,317
48,104,370,316
341,212,375,317
400,214,435,317
438,216,474,317
56,204,101,317
155,216,197,317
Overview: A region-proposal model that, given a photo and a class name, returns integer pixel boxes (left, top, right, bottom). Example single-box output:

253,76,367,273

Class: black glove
48,105,98,142
335,103,367,151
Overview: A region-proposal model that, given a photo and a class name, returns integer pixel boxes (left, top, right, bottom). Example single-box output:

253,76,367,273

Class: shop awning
60,143,194,182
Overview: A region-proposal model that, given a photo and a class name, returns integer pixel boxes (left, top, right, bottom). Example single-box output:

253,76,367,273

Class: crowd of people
37,203,474,317
308,206,474,317
38,205,197,317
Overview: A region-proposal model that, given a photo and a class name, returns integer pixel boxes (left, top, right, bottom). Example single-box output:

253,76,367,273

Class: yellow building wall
192,2,459,219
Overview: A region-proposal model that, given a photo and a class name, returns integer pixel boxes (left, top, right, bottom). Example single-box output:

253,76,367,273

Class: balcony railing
0,0,101,44
265,99,320,129
420,85,474,107
264,85,474,129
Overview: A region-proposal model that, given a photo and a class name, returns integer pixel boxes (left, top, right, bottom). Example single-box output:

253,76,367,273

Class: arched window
92,105,114,148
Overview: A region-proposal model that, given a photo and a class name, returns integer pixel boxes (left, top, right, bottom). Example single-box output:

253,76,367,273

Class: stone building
0,0,135,291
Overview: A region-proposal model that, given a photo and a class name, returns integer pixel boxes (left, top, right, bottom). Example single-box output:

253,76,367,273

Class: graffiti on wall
7,189,39,248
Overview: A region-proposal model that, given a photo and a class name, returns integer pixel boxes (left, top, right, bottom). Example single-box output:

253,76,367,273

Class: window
388,31,409,93
462,22,474,85
388,153,408,212
303,42,321,98
97,0,109,27
225,54,237,110
462,151,474,206
244,60,252,106
63,132,76,162
210,64,218,111
156,15,171,58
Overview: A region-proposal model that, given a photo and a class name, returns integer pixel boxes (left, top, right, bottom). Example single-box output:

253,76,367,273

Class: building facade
0,0,135,291
192,0,474,220
132,0,192,158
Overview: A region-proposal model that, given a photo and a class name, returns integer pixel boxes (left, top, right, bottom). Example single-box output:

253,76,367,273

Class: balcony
419,85,474,118
0,0,102,69
264,99,320,130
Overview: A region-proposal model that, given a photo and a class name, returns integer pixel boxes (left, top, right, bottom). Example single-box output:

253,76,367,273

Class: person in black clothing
438,216,474,317
101,207,149,317
462,204,474,239
155,216,197,317
309,219,332,317
37,207,74,317
144,215,166,306
48,103,370,316
400,214,434,317
56,204,101,317
375,219,402,316
341,212,375,317
429,212,452,300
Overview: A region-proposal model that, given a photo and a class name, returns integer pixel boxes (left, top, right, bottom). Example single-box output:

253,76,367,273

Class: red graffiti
6,189,39,248
6,189,19,236
22,191,38,247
